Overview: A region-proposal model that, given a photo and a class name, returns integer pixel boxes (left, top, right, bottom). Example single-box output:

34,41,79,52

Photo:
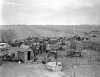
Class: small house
8,47,34,63
16,48,34,63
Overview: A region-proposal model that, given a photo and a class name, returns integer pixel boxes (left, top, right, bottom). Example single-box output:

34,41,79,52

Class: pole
56,50,57,65
55,49,58,72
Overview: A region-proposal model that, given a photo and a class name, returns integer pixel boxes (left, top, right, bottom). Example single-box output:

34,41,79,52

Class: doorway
27,51,31,60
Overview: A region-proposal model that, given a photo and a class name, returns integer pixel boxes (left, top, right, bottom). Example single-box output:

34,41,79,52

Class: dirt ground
0,62,65,77
0,57,100,77
62,57,100,77
0,50,100,77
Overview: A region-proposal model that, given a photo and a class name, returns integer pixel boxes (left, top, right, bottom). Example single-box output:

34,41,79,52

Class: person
18,60,21,64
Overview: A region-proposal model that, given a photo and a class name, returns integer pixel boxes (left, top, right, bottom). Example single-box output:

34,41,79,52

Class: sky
1,0,100,25
0,0,3,28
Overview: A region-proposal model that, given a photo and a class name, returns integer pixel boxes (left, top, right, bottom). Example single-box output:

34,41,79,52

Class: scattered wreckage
46,61,62,71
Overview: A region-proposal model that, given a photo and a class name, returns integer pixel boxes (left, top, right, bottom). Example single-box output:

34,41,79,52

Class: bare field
0,25,100,39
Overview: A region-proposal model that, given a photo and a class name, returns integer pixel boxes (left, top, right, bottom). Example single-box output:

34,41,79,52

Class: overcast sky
1,0,100,25
0,0,3,27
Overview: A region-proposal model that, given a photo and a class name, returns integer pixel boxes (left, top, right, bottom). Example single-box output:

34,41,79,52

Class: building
8,47,34,63
17,48,34,63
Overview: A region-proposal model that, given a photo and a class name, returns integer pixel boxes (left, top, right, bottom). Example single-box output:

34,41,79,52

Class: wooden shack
8,47,34,63
17,48,34,63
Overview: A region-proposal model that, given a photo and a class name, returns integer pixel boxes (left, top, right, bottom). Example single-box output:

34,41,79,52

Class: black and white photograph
0,0,100,77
